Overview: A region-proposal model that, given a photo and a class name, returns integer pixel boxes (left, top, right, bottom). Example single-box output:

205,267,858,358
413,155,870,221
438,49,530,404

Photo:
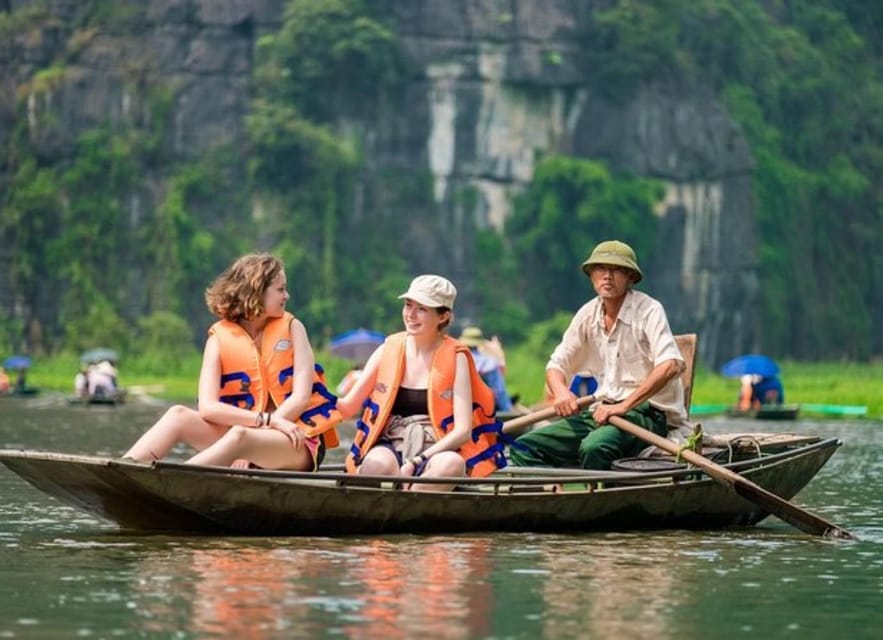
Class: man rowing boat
510,240,689,470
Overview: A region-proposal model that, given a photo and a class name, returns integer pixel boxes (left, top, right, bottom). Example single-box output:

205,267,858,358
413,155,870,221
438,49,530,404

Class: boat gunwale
161,437,840,485
0,437,839,489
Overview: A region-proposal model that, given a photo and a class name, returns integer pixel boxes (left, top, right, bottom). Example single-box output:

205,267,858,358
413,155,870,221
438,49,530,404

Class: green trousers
509,402,668,470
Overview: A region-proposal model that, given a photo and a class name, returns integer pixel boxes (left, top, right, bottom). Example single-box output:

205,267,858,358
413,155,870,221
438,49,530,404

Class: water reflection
535,535,685,639
123,537,497,639
148,544,322,638
189,547,308,638
3,399,883,638
338,538,494,639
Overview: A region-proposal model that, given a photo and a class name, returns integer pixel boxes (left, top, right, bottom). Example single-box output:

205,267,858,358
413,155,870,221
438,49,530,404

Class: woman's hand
267,414,305,450
400,460,417,477
231,458,251,469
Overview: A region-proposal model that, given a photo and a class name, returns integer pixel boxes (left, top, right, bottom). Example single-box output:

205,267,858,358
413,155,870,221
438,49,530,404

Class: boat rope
731,436,763,461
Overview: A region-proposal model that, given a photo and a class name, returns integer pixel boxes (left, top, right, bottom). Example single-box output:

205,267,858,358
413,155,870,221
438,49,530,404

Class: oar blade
608,415,856,540
731,479,856,540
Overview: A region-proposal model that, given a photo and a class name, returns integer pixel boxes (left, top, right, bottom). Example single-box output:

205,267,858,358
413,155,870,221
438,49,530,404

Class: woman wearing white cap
336,275,506,490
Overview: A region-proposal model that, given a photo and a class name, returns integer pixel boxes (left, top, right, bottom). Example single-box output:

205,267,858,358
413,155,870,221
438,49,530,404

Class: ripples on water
1,397,882,638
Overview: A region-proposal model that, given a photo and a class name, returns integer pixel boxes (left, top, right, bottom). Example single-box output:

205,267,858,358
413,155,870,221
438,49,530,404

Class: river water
1,395,881,639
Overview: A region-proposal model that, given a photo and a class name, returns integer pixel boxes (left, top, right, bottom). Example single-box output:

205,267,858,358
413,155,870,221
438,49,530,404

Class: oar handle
608,415,856,540
502,395,595,434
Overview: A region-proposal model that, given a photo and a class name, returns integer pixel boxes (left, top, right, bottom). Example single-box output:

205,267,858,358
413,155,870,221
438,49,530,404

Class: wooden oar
502,395,596,434
608,415,856,540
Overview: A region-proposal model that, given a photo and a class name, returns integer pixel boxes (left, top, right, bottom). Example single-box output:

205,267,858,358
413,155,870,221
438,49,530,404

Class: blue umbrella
720,354,779,378
328,329,385,363
2,355,32,370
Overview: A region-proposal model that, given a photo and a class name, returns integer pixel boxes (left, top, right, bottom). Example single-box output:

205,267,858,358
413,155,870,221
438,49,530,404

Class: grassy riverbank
20,349,883,419
501,350,883,420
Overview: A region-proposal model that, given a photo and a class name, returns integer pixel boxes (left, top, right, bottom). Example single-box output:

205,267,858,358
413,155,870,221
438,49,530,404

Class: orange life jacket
345,332,506,476
210,312,340,448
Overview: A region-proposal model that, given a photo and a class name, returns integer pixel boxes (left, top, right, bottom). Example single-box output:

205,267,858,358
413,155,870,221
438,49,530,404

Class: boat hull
726,405,801,420
0,438,840,536
67,391,127,405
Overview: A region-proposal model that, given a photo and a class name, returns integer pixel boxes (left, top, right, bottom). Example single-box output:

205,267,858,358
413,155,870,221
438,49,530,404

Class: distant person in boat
754,374,785,405
510,240,689,470
13,368,27,394
336,275,506,491
481,333,508,375
458,326,513,413
123,253,341,471
738,373,785,409
74,365,89,399
87,360,119,399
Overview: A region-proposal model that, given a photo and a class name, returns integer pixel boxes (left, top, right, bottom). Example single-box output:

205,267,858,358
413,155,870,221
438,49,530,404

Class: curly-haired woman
123,254,339,470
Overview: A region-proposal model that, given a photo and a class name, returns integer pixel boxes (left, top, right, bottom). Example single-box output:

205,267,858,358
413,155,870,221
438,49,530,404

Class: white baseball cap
398,275,457,308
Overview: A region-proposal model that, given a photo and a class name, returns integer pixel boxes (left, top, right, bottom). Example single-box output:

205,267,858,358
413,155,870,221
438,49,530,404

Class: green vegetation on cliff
1,0,881,366
583,0,883,359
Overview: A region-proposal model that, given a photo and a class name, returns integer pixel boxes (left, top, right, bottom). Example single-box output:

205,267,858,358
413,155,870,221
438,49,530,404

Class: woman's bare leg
123,405,229,462
411,451,464,493
185,426,314,470
357,447,400,477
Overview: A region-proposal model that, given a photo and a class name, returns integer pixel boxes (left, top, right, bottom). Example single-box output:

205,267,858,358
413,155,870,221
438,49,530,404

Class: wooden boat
694,403,867,419
800,403,867,417
66,390,127,406
0,334,843,536
4,386,40,397
726,404,801,421
0,433,840,536
689,403,729,416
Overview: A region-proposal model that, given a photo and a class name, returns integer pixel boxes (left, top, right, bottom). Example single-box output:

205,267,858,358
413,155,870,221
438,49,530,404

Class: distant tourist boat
726,404,801,421
67,390,127,406
5,387,39,397
692,403,867,419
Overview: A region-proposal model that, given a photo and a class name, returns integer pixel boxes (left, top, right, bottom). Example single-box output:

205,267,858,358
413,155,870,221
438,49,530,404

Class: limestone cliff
387,2,757,364
1,0,758,364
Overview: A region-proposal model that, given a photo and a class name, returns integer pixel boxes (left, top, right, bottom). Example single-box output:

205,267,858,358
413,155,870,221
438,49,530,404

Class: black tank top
391,386,428,416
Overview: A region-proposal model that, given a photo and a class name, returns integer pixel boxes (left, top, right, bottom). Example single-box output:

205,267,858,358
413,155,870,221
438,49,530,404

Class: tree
507,155,662,319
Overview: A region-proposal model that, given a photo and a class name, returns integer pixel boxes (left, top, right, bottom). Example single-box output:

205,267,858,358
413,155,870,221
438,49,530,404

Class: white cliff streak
427,62,462,203
471,47,587,229
657,180,724,317
470,179,515,230
27,91,38,134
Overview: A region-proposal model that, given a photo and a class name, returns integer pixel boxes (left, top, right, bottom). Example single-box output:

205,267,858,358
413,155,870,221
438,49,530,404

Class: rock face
1,0,284,160
0,0,758,364
385,1,758,364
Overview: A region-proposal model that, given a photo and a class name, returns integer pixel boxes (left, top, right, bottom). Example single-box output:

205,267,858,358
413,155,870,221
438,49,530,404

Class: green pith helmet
581,240,643,283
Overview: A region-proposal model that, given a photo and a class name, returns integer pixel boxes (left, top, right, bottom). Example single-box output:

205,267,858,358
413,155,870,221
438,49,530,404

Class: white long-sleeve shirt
546,289,688,429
